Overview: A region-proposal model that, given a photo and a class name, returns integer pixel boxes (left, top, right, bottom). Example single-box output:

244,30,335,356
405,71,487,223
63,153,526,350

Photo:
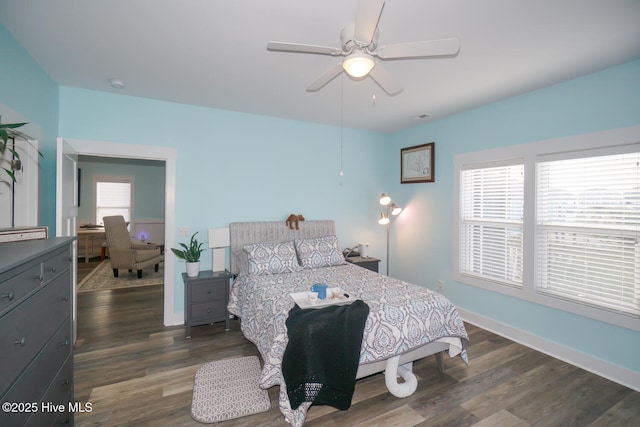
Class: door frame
57,137,179,326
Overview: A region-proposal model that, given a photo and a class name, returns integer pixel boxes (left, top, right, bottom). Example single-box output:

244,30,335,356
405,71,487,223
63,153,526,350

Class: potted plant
0,115,42,183
171,232,205,277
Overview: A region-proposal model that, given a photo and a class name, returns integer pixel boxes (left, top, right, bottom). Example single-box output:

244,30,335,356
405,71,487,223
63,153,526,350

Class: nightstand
345,256,380,273
182,270,232,338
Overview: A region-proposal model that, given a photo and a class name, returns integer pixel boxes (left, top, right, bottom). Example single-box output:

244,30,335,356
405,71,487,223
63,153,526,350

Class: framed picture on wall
401,142,434,183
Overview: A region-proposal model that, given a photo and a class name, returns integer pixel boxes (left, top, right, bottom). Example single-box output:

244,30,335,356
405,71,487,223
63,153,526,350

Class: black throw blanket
282,299,369,411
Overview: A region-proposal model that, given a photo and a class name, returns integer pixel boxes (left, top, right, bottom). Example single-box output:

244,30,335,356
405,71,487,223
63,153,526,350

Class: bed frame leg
384,356,418,398
435,351,445,373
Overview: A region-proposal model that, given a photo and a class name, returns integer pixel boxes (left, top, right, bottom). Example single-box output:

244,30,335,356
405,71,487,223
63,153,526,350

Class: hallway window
95,176,134,225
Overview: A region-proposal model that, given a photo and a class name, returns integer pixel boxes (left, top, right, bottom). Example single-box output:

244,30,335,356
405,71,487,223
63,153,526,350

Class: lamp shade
379,193,391,206
378,212,390,225
391,203,403,215
208,227,230,248
342,52,375,78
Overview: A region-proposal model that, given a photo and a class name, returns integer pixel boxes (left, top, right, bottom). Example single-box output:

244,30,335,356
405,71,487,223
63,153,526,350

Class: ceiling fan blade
306,63,344,92
267,41,343,56
377,38,460,59
353,0,385,45
368,64,402,96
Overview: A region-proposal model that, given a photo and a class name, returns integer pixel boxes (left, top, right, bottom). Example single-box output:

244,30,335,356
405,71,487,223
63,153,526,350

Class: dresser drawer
2,319,72,405
191,300,226,323
0,273,70,395
0,263,42,316
42,247,71,282
24,356,74,427
190,281,226,303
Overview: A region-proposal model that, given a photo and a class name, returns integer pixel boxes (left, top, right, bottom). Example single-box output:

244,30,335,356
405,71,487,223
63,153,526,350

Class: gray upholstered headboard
229,220,336,275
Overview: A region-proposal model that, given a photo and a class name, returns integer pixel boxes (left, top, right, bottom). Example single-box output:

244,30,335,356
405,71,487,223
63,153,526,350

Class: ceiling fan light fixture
342,52,375,78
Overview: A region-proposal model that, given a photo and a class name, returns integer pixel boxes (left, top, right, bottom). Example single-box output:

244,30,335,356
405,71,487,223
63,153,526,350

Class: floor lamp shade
208,227,230,272
377,194,402,276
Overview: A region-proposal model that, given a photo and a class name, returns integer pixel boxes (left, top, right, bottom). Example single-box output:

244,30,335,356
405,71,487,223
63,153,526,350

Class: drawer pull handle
14,337,26,347
61,340,70,347
1,291,14,301
207,289,212,294
34,274,43,281
49,266,57,273
62,379,70,386
207,309,211,313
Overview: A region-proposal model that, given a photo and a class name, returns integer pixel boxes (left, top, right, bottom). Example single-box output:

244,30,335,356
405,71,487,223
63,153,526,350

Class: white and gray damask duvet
227,263,469,426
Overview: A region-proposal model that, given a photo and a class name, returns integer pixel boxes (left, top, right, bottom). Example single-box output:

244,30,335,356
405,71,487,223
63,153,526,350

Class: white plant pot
185,261,200,277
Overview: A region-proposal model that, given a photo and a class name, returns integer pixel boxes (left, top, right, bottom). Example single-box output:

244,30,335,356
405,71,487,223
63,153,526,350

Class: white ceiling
1,0,639,133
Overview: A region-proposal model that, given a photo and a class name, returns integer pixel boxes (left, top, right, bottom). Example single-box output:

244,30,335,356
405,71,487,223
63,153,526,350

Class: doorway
56,138,179,326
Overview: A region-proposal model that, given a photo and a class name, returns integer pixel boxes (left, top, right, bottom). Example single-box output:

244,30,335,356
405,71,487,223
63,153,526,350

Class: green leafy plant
171,232,205,262
0,115,43,183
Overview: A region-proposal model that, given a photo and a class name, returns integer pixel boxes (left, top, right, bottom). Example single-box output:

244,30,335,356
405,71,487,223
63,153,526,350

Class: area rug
191,355,270,423
77,259,164,292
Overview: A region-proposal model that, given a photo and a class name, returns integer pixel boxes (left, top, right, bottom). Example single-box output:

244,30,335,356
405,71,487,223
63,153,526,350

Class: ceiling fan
267,0,460,96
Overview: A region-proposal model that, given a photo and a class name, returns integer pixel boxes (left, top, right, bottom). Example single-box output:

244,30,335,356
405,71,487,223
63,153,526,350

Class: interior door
56,138,79,341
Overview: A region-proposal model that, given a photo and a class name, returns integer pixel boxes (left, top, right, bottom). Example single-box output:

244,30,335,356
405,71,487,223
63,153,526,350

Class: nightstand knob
207,289,212,294
1,291,14,301
207,308,211,313
14,337,26,347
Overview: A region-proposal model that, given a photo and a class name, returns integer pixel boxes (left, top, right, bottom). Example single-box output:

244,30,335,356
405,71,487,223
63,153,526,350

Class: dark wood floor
74,260,639,426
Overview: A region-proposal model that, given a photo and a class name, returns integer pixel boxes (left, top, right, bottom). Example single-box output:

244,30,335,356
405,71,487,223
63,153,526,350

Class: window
94,176,134,225
454,126,640,330
536,148,640,317
459,161,524,288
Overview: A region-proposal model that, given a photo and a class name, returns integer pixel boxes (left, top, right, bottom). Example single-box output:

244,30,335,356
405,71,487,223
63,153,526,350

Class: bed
227,220,469,426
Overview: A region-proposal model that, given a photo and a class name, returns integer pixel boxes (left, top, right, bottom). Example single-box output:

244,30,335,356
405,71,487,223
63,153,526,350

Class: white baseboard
458,308,640,392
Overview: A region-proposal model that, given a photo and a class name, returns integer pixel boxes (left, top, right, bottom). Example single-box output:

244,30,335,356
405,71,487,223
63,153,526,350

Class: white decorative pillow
243,241,301,275
294,235,346,269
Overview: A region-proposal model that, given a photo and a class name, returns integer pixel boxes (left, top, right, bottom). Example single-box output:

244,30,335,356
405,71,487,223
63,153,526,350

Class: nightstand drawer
191,300,226,322
345,256,380,273
190,281,226,303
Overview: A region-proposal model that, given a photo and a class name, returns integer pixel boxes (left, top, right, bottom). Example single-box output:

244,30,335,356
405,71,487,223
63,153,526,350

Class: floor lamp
378,193,402,275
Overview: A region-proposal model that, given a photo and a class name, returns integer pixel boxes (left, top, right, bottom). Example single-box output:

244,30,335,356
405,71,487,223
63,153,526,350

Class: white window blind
95,180,132,225
536,150,640,317
459,161,524,287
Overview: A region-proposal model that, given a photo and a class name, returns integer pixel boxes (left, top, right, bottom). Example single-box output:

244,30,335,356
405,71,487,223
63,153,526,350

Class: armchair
103,215,163,279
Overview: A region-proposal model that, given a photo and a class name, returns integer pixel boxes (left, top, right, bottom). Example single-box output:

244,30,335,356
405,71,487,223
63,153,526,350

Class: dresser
183,270,232,338
0,237,75,427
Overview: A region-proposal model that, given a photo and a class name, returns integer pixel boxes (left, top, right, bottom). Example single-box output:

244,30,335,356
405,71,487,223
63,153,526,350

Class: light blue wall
58,87,393,310
77,156,165,222
389,60,640,374
0,24,59,229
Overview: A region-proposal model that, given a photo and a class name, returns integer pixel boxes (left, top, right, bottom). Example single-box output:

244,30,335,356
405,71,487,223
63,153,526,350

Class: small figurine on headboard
285,214,305,230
